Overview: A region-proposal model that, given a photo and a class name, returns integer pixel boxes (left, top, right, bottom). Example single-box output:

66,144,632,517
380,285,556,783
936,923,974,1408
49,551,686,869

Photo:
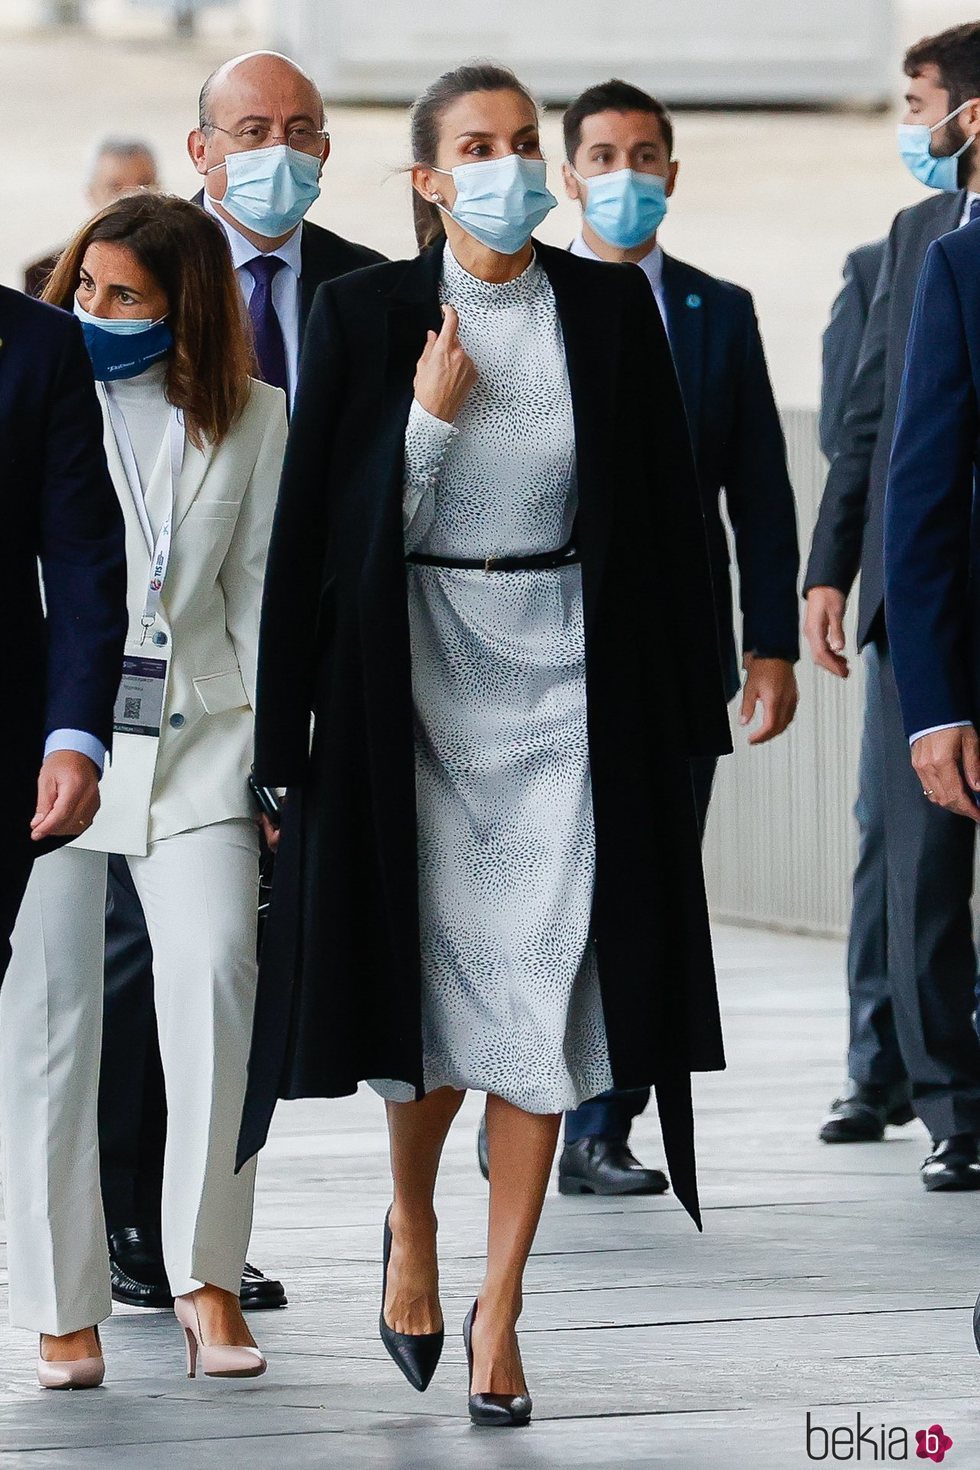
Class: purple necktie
245,255,289,395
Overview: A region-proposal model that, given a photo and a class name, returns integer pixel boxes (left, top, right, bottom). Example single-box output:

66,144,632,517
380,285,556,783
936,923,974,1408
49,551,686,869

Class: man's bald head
199,52,324,131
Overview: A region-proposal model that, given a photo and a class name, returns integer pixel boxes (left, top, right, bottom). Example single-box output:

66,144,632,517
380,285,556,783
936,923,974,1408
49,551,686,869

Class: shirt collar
203,190,304,276
570,232,663,293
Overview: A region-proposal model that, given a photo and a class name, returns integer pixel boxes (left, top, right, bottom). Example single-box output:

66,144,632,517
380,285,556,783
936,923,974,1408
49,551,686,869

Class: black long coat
240,238,732,1225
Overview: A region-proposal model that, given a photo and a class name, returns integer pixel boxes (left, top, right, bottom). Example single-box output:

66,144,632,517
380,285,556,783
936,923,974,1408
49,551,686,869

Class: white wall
273,0,895,106
703,410,863,937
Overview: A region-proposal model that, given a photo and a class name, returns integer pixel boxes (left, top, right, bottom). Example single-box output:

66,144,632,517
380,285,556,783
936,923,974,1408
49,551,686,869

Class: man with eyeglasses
189,49,384,407
97,50,384,1316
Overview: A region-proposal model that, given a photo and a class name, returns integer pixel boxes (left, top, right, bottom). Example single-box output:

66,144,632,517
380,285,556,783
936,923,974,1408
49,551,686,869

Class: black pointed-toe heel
463,1299,532,1428
379,1206,444,1392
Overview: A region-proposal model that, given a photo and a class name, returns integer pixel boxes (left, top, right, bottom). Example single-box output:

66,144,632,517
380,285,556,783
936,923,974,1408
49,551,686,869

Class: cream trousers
0,819,259,1335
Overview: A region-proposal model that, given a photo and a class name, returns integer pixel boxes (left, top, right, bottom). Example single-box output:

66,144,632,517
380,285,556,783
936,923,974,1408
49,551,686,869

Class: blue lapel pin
685,293,702,310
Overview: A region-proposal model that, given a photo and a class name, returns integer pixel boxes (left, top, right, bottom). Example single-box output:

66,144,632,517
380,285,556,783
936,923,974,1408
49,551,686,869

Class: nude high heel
174,1294,267,1379
37,1328,105,1390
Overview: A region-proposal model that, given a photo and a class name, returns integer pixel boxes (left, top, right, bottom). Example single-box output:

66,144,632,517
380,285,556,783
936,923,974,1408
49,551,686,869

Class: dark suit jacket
885,219,980,740
804,190,964,647
191,192,385,340
662,255,799,700
242,239,731,1226
1,287,127,883
820,238,887,461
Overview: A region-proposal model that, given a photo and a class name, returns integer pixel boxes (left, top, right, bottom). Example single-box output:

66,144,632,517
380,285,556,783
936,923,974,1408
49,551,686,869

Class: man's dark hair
563,79,673,163
905,22,980,109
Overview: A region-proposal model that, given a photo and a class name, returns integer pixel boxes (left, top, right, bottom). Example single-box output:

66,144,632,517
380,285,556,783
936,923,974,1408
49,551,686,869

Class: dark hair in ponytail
409,62,539,250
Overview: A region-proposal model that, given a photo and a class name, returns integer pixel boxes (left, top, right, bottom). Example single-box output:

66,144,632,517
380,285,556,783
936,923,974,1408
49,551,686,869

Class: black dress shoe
463,1299,532,1427
818,1082,915,1144
379,1207,444,1392
973,1290,980,1355
558,1138,669,1196
240,1262,287,1311
109,1226,173,1309
477,1113,489,1182
921,1135,980,1191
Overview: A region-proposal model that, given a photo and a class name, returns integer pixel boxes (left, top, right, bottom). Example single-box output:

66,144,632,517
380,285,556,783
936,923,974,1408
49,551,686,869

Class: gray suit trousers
846,645,905,1086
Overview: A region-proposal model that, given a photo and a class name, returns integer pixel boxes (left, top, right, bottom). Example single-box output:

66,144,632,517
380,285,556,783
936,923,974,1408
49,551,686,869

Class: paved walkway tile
2,924,978,1468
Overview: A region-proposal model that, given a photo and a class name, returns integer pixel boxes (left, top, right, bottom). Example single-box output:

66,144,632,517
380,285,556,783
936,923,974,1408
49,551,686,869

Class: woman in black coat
243,64,730,1425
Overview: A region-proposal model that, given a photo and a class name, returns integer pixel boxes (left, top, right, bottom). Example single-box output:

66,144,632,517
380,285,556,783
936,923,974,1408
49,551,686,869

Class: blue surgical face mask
430,153,557,255
208,143,322,237
73,298,173,382
574,166,668,249
897,101,974,191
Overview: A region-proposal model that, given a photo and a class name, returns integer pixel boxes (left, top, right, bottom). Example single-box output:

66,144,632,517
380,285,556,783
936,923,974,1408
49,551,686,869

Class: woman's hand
413,306,477,424
260,813,281,853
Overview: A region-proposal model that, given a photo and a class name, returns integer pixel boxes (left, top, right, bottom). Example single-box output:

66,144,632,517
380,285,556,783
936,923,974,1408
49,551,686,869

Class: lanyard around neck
105,388,185,645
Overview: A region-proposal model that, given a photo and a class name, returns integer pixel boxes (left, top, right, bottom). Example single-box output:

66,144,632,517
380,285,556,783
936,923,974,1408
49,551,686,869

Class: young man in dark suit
814,235,915,1148
805,24,980,1185
477,78,800,1196
100,51,386,1312
0,286,126,980
885,218,980,1243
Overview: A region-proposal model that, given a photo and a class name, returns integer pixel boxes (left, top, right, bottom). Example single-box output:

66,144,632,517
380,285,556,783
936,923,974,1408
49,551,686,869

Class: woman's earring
431,193,443,203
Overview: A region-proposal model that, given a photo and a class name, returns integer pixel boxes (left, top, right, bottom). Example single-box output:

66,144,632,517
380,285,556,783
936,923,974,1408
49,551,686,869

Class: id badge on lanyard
105,392,184,737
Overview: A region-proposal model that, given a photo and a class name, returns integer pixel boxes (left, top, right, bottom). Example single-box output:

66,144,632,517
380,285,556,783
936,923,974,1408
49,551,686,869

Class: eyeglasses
205,122,329,154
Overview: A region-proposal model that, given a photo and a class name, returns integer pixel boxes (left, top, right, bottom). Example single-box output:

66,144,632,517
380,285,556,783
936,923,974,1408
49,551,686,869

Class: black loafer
819,1081,915,1144
921,1135,980,1191
558,1138,669,1197
109,1226,173,1309
240,1262,287,1311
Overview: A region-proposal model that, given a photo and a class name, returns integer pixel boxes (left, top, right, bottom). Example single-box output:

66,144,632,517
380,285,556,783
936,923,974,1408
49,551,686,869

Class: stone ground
1,923,978,1468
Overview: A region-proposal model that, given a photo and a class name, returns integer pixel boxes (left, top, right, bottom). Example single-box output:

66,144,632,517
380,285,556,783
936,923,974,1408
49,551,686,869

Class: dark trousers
871,638,980,1138
564,755,716,1146
846,643,907,1087
98,855,166,1236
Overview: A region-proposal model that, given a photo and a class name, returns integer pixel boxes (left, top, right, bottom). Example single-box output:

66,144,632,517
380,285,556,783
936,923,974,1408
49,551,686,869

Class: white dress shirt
959,190,980,225
203,192,303,408
570,233,668,330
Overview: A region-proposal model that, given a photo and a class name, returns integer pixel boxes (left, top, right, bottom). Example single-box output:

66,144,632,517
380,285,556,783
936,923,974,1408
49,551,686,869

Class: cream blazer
77,377,288,856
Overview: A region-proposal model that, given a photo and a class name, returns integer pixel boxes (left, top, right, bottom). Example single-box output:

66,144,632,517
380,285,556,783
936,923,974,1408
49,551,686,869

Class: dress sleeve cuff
44,729,107,774
404,399,458,541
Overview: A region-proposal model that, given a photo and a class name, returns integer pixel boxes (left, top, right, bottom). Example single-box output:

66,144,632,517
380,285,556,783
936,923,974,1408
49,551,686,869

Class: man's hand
912,725,980,822
31,750,101,842
739,655,799,746
804,586,849,677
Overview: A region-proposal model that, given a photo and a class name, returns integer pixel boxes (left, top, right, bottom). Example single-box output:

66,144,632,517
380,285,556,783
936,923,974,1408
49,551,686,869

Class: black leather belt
406,540,579,573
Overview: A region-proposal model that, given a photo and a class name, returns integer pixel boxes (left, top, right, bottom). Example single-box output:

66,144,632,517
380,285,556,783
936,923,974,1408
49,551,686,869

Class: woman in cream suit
0,194,286,1387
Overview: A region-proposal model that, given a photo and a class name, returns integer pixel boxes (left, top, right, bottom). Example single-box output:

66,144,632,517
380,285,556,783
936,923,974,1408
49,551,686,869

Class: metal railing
702,408,863,938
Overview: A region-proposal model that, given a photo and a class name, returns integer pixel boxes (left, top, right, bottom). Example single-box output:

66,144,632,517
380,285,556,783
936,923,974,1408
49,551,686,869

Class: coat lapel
661,254,705,451
171,428,211,534
536,241,616,636
96,382,151,576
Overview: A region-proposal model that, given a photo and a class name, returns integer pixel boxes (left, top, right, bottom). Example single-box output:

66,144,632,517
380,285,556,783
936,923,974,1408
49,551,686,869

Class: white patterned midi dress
369,245,613,1115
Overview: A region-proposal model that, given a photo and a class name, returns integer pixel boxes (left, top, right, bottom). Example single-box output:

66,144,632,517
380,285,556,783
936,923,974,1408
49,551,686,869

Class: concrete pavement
2,923,978,1468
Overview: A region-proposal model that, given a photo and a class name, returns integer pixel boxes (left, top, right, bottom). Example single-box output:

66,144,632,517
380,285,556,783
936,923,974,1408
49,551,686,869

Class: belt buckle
484,555,497,573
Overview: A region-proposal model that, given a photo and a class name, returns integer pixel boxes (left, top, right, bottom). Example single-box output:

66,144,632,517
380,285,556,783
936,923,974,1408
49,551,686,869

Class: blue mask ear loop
931,100,976,162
